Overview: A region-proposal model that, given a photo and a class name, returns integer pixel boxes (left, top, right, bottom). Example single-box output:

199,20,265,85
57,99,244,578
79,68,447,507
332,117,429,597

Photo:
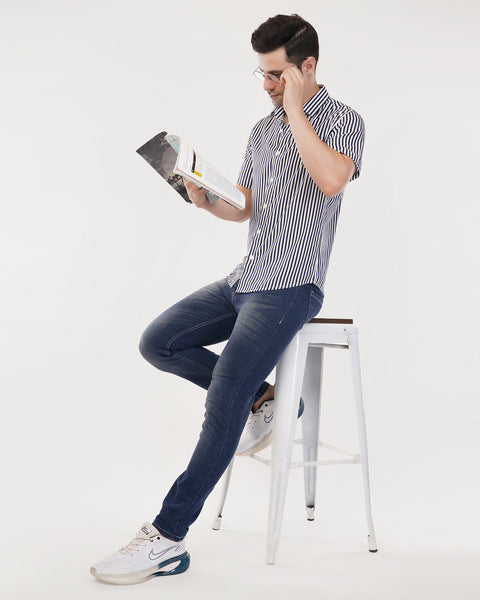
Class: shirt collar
272,84,329,121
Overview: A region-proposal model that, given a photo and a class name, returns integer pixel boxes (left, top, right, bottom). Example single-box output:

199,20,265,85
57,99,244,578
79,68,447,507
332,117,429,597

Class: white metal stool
212,318,378,564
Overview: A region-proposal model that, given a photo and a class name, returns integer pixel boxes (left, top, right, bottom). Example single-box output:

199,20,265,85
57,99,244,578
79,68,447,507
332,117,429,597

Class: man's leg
90,278,274,584
139,277,273,408
138,279,236,390
153,283,322,541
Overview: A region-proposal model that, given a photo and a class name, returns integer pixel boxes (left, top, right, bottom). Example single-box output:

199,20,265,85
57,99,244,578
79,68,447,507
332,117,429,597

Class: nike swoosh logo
264,412,274,423
149,546,175,561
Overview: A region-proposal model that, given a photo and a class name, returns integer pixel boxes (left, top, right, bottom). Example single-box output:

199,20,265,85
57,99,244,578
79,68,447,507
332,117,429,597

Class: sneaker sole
90,551,190,585
235,431,274,456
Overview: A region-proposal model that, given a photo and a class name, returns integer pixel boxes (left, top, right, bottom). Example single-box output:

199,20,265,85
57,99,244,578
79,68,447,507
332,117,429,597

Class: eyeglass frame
253,67,282,83
253,61,306,83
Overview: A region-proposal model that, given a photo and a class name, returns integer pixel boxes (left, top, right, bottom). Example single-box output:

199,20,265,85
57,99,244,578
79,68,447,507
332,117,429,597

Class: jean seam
306,289,323,322
166,351,217,375
165,313,237,351
277,287,301,326
169,381,244,536
308,290,316,320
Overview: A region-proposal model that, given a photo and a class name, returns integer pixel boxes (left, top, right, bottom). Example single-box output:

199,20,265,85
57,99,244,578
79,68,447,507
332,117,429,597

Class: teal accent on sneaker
297,397,304,418
153,552,190,577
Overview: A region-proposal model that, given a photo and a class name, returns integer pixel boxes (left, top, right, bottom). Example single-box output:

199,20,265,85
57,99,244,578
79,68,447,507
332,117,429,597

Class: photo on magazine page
136,131,192,204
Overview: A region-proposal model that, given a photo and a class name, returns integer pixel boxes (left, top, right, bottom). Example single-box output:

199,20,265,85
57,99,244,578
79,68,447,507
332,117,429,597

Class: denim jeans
138,277,324,541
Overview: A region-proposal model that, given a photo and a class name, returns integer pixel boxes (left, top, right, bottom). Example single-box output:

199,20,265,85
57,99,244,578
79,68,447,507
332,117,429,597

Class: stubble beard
269,94,283,108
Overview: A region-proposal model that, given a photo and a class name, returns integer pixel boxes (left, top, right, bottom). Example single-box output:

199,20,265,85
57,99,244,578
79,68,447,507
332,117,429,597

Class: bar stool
212,318,378,564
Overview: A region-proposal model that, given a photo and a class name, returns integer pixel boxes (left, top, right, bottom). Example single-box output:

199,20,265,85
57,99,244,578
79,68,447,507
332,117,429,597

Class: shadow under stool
212,317,378,564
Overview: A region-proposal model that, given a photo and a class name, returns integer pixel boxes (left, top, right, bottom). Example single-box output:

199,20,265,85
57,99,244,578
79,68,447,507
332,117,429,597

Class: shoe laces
119,534,155,555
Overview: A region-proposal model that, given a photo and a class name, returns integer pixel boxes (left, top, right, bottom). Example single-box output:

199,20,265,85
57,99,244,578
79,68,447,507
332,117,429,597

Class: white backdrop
1,1,479,598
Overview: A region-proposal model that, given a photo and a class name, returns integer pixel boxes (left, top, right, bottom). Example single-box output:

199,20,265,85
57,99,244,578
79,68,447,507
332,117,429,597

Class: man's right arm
183,178,251,223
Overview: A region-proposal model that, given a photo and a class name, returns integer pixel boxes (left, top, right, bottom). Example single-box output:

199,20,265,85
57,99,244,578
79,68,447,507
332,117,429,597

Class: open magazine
136,131,245,210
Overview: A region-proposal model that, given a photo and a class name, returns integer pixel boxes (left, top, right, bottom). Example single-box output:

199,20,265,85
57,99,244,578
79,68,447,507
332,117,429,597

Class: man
91,13,364,584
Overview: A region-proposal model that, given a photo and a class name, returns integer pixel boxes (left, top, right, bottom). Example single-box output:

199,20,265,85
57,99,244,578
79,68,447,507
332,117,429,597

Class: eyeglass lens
253,68,280,83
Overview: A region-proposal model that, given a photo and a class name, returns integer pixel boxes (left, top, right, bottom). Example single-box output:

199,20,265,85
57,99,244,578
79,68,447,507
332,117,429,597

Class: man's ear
302,56,316,77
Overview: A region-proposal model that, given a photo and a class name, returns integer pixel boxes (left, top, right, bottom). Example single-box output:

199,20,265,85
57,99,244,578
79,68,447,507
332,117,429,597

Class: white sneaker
90,522,190,585
235,397,305,456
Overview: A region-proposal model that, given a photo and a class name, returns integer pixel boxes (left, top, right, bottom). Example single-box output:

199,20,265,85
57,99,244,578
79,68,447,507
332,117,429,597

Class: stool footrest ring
248,454,361,468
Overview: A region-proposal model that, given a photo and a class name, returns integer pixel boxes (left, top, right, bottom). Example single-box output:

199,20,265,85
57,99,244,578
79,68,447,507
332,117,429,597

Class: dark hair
251,14,319,69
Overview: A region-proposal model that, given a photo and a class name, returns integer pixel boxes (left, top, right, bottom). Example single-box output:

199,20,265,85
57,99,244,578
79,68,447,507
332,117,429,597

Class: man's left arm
282,68,362,198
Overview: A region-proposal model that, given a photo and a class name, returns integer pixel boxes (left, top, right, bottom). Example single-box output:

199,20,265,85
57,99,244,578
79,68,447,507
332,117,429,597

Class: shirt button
279,129,283,134
263,203,267,208
249,255,255,260
270,177,274,182
257,229,262,235
275,150,280,156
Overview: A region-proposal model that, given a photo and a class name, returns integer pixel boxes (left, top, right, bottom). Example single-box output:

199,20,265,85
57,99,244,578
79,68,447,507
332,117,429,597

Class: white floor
3,518,478,600
2,361,479,600
2,455,479,600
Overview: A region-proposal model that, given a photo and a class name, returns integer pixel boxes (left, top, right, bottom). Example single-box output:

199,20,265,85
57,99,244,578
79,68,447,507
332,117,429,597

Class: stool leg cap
367,534,378,552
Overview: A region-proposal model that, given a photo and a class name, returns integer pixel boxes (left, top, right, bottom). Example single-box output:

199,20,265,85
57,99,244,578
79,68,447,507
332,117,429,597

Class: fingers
280,65,304,86
182,176,208,207
281,66,305,114
183,176,202,191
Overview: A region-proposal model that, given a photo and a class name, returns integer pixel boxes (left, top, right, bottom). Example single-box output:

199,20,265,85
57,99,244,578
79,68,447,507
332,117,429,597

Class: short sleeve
327,110,365,181
237,133,253,188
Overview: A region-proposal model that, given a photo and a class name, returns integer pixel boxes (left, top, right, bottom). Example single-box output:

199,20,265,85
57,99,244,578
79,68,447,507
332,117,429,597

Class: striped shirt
225,84,365,294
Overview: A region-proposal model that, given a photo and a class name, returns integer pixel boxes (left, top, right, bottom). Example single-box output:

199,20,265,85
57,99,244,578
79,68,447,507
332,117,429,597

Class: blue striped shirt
225,84,364,294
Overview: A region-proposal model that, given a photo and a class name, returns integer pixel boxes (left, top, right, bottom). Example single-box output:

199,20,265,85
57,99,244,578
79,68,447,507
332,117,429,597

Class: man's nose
263,76,275,91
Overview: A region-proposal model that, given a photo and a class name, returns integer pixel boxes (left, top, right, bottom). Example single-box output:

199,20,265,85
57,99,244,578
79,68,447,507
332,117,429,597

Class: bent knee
138,328,172,362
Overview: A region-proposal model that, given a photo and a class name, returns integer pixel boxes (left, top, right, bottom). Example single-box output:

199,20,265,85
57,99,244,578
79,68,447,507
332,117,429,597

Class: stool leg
212,458,235,531
267,335,308,564
301,345,324,521
348,331,378,552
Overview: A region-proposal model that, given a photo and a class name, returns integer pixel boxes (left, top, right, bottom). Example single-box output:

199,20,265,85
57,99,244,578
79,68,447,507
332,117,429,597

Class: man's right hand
182,177,251,223
183,177,210,209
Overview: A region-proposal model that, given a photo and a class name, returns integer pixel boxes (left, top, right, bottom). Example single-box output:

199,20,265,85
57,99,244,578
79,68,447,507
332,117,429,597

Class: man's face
257,47,298,108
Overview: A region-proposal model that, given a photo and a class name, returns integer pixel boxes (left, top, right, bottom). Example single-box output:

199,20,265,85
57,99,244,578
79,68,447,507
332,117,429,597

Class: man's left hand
281,66,305,116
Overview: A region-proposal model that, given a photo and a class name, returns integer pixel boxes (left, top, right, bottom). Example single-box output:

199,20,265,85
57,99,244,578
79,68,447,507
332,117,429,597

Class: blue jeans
139,277,324,541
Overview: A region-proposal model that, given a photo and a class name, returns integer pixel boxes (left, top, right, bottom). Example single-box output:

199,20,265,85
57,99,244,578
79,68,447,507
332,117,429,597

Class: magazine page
174,140,245,210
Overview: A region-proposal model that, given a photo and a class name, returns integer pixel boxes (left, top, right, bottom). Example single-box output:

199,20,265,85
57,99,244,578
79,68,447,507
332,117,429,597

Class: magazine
136,131,245,210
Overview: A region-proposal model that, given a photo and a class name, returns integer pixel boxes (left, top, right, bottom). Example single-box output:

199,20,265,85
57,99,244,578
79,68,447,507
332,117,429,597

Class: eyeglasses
253,67,282,83
253,62,306,83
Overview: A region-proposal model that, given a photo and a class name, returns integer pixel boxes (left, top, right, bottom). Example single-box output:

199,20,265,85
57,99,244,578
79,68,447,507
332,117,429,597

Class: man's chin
269,94,283,107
